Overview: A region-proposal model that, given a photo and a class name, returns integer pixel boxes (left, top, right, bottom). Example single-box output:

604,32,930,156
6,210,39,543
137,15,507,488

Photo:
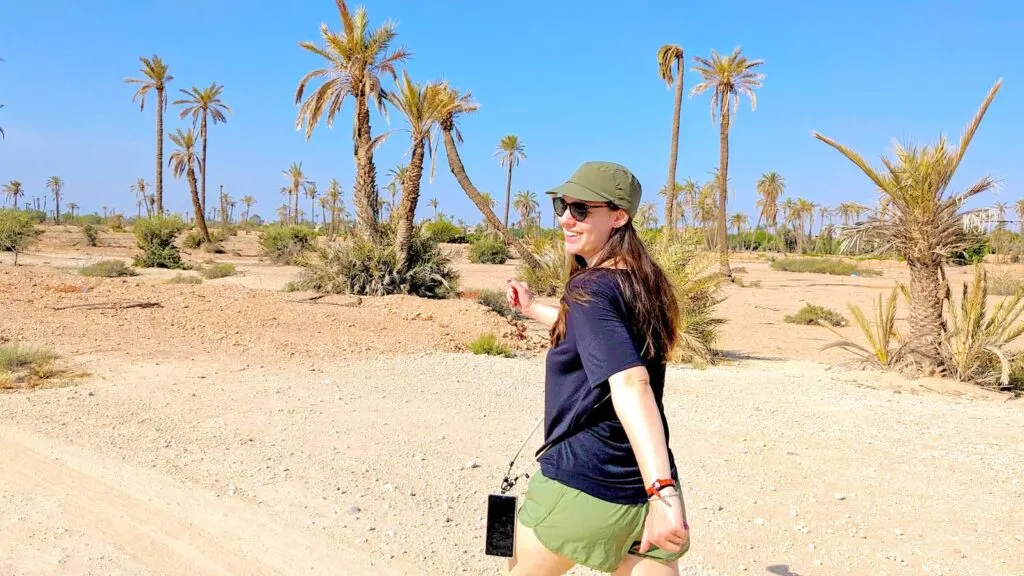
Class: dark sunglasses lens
569,203,589,221
553,197,567,216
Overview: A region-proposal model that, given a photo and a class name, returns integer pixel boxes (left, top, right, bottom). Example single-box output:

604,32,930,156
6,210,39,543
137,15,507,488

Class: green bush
784,304,848,327
80,260,137,278
770,257,881,277
423,217,468,244
82,224,99,247
0,209,42,265
108,214,126,232
259,225,317,264
292,229,459,298
199,263,237,279
476,289,518,319
469,235,510,264
468,333,514,358
132,215,187,269
183,228,227,250
948,234,990,266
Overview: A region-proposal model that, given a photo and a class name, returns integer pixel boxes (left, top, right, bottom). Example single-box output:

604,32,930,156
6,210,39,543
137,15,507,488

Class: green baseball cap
546,161,642,218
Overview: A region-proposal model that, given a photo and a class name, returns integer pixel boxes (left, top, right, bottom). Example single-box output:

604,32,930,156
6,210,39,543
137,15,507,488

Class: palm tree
294,0,410,240
46,176,64,224
325,179,343,236
994,201,1009,231
130,178,151,218
387,73,450,270
691,46,765,278
679,178,700,231
168,128,209,242
754,172,784,251
513,190,539,229
635,202,659,230
3,180,24,208
657,44,685,236
1014,199,1024,235
437,85,541,270
66,203,78,220
813,79,1002,369
428,198,439,221
280,186,293,223
658,182,684,231
240,195,255,225
125,55,173,214
729,212,748,249
305,182,319,226
283,162,312,225
495,135,526,230
385,164,408,222
173,82,231,216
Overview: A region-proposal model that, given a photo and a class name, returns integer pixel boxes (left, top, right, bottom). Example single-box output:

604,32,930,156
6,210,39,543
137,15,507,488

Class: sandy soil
2,226,1023,575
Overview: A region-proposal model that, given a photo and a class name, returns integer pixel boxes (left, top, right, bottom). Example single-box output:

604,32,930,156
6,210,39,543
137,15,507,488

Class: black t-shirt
537,268,677,505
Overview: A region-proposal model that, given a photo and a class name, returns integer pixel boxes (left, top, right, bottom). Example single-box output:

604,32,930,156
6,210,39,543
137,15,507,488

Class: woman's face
556,195,629,264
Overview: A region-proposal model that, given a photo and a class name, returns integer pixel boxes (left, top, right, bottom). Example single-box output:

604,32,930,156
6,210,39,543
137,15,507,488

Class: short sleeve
569,278,644,388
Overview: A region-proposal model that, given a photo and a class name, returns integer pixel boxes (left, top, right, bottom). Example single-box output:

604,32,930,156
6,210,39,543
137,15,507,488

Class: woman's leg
611,555,679,576
506,520,575,576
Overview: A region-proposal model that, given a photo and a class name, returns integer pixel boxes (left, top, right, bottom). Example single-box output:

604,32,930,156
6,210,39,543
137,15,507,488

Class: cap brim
545,181,612,204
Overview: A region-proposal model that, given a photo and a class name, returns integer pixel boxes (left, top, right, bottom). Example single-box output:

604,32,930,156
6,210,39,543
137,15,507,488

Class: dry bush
771,257,880,277
80,260,137,278
785,304,848,327
476,289,519,319
199,263,237,280
515,239,568,297
0,345,65,390
986,269,1024,296
259,225,316,264
166,274,202,285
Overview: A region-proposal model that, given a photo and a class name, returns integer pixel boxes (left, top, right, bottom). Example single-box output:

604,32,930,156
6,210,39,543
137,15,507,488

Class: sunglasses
552,196,617,222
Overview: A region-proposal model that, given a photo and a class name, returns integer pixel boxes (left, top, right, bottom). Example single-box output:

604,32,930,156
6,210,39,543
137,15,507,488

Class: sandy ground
2,226,1023,575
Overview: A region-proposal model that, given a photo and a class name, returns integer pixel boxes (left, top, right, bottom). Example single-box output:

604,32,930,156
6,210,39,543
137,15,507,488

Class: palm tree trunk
353,93,380,239
664,58,683,237
293,186,300,226
396,139,426,271
156,88,164,215
200,113,208,216
908,258,945,369
752,211,764,252
717,106,732,278
55,196,61,225
442,127,541,271
503,162,513,230
188,167,210,242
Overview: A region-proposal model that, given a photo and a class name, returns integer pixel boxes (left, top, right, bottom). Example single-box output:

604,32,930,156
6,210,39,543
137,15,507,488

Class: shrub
469,235,510,264
108,214,126,232
477,289,518,319
821,287,913,370
260,225,317,264
166,273,202,285
423,217,468,244
183,228,227,250
82,224,99,247
770,257,881,277
182,230,203,249
515,239,568,297
468,333,514,358
0,344,60,390
734,277,762,288
132,215,187,269
784,304,848,327
948,234,990,266
199,263,237,279
292,230,459,298
0,209,42,265
80,259,137,278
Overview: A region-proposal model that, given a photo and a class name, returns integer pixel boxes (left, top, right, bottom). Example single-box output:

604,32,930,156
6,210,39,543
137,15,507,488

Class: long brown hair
550,223,680,362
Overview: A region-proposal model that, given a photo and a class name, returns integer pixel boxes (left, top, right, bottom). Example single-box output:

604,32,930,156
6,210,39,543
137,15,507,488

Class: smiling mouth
565,231,581,238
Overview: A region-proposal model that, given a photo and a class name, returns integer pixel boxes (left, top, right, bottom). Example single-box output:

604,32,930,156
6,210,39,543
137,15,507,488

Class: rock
464,458,480,470
834,493,847,501
348,505,361,514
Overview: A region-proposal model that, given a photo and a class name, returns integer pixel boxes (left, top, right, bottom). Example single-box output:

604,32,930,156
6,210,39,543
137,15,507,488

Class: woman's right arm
507,280,558,328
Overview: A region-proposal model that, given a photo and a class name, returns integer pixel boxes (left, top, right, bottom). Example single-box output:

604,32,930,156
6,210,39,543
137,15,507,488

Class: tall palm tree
66,203,78,220
325,179,343,236
240,195,255,225
691,46,765,278
657,44,685,236
658,182,684,231
437,85,540,270
46,176,64,224
173,82,231,216
305,182,319,226
495,135,526,230
3,180,24,208
386,164,408,223
130,178,151,218
283,162,312,225
513,190,539,228
813,79,1002,369
754,172,784,251
168,128,209,242
428,198,439,221
125,55,173,215
994,201,1009,231
387,73,449,270
294,0,410,240
729,212,748,249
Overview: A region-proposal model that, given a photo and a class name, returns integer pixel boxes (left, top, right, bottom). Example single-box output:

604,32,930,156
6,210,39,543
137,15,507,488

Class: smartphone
485,494,517,557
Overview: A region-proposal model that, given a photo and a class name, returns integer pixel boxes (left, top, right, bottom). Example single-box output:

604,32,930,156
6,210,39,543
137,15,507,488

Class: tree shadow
716,350,783,362
766,565,804,576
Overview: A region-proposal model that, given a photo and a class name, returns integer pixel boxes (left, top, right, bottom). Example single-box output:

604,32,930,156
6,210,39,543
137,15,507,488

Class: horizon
1,0,1021,225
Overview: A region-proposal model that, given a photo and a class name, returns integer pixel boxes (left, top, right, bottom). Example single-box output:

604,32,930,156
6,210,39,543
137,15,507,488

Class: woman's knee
507,521,574,576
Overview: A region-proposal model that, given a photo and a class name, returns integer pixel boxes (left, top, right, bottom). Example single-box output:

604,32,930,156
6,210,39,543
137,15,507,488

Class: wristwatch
646,478,676,497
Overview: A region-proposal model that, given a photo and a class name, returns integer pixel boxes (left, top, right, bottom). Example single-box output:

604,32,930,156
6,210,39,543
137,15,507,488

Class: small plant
166,273,202,285
260,225,317,264
80,259,137,278
476,289,518,319
132,215,187,269
821,287,914,370
731,266,748,274
199,263,237,279
785,304,848,327
108,213,126,232
515,240,568,297
82,224,99,247
0,209,42,265
770,257,881,277
733,276,762,288
423,217,468,244
469,235,510,264
468,333,514,358
0,344,61,390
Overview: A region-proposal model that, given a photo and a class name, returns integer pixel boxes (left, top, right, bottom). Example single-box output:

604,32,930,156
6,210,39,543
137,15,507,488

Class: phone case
485,494,517,557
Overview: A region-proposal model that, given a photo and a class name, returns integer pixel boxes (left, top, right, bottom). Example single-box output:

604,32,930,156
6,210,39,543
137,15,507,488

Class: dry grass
986,269,1024,296
80,260,137,278
0,345,77,391
784,304,848,327
771,257,881,277
199,263,238,280
166,274,203,285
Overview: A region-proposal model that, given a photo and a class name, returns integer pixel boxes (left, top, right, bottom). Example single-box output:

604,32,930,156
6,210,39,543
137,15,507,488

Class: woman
505,161,689,575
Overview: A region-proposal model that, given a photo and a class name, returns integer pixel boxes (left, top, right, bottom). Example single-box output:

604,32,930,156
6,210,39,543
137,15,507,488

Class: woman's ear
611,208,630,229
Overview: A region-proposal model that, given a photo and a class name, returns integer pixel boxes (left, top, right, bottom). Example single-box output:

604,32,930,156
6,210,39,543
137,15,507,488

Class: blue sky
1,0,1021,225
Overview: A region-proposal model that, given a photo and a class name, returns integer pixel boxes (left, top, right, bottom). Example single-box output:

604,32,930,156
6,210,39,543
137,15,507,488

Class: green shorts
518,471,688,573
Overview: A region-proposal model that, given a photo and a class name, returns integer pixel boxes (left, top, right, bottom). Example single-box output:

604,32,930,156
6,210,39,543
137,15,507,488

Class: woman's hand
506,279,534,315
639,491,689,554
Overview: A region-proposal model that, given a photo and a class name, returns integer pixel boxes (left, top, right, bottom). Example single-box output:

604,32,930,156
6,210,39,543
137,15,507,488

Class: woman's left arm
608,366,689,553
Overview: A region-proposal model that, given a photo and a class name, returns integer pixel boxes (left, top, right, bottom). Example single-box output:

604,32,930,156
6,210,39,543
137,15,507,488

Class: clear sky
1,0,1021,226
